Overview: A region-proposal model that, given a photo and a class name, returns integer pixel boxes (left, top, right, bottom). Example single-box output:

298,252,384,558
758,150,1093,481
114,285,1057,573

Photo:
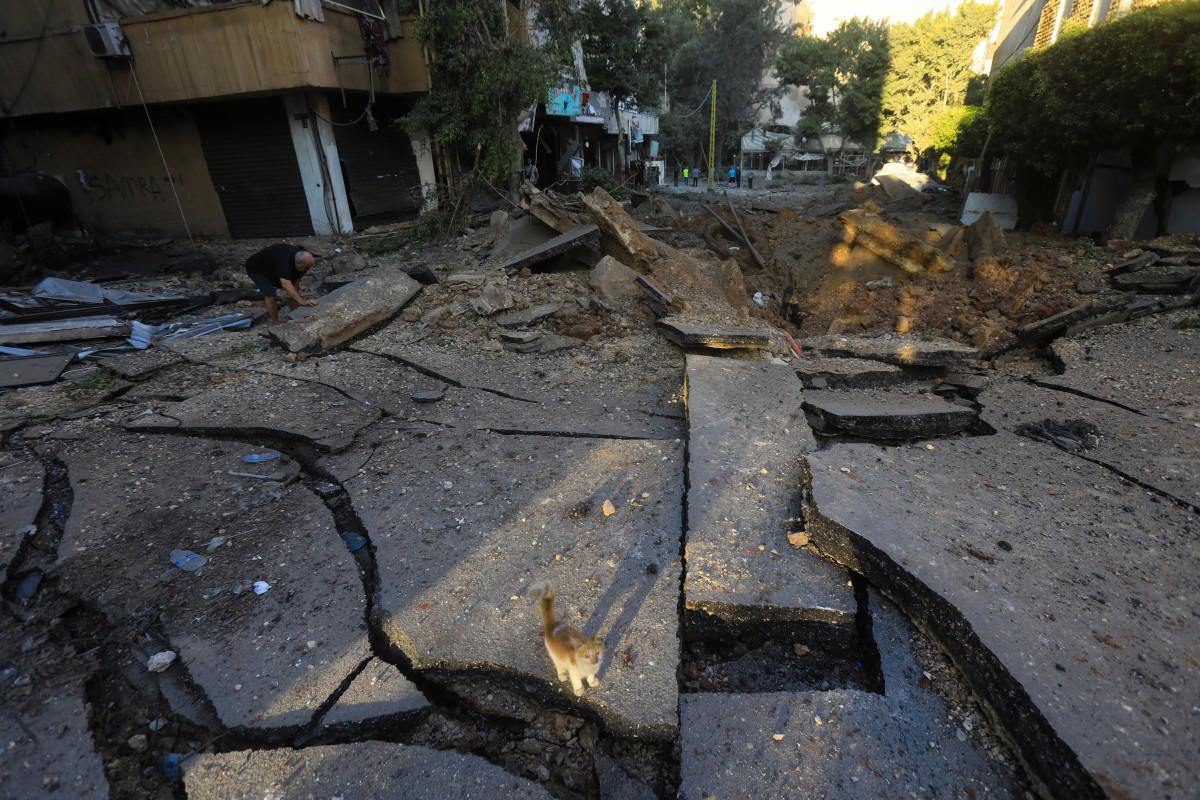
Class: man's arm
279,279,316,306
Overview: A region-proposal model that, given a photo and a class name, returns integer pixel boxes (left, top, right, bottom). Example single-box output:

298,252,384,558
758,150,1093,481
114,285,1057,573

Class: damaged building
0,0,438,239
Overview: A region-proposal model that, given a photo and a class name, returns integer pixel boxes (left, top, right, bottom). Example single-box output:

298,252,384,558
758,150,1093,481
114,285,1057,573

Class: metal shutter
332,111,422,225
195,98,313,238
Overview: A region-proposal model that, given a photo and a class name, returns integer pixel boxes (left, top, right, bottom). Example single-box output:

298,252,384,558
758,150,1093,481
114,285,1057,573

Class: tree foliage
881,2,996,156
578,0,669,107
402,0,577,183
658,0,793,166
987,0,1200,175
777,18,890,152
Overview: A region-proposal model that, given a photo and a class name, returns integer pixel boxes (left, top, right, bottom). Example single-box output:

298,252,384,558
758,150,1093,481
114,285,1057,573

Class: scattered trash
1014,418,1101,454
312,482,340,498
340,532,367,552
161,753,182,780
242,452,281,463
33,276,184,305
793,643,811,657
169,549,209,572
147,651,177,672
204,536,227,552
149,718,165,732
752,291,767,306
601,499,616,517
253,580,271,595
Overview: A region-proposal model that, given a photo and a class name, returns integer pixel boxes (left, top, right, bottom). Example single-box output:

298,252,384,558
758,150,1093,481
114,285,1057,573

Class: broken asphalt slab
800,333,980,366
679,590,1020,800
316,656,430,728
982,379,1200,509
51,431,371,730
158,328,274,368
184,741,552,799
269,266,421,352
656,317,769,349
804,433,1200,799
792,356,912,390
1044,311,1200,424
105,347,183,380
499,224,600,274
683,356,855,629
0,454,43,581
0,679,108,800
329,428,684,738
803,388,979,440
258,351,681,440
125,371,380,453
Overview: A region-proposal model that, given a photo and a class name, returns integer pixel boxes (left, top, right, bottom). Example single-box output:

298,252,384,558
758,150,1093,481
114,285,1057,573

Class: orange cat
530,581,603,696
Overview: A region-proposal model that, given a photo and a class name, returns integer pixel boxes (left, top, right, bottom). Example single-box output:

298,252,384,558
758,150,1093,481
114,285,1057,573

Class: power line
129,64,194,245
672,83,713,118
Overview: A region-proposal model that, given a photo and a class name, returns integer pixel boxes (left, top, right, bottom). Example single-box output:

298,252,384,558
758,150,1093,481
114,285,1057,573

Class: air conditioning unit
83,22,131,58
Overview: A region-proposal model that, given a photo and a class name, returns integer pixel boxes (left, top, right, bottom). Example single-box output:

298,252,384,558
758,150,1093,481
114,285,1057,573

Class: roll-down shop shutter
332,115,422,224
195,99,313,238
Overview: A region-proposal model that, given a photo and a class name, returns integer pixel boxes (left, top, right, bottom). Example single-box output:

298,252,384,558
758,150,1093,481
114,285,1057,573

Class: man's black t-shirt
244,243,303,289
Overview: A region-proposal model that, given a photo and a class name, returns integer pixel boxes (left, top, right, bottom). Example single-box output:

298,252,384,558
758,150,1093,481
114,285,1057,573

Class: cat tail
529,581,557,631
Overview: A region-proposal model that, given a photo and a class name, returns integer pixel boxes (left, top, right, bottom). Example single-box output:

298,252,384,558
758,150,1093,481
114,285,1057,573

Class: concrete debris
589,256,642,304
0,454,43,582
469,281,516,316
657,317,769,349
270,266,421,352
580,188,673,272
802,389,979,439
791,356,908,390
0,352,73,387
498,224,599,274
494,303,564,328
839,209,955,274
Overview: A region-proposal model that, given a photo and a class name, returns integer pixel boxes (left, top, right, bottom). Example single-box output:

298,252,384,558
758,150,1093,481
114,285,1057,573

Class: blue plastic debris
340,532,367,553
242,452,281,463
162,753,181,780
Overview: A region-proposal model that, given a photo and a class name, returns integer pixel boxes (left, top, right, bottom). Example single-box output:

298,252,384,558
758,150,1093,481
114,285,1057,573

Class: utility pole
708,79,716,191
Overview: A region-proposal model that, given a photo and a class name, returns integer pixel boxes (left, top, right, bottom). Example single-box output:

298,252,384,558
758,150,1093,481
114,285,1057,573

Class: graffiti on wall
79,172,183,204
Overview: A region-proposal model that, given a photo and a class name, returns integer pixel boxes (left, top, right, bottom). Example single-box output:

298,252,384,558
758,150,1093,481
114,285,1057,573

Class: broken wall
1,107,228,237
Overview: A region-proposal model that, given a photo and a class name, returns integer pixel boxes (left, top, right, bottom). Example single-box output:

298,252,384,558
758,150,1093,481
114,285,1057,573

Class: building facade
0,0,437,239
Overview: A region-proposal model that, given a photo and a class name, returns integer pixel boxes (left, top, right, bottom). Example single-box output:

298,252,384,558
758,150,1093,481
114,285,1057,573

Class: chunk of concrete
498,223,599,274
982,379,1200,508
269,267,421,352
961,192,1017,229
184,742,552,799
318,657,429,727
805,434,1200,799
800,333,980,366
54,432,371,730
125,371,380,453
1045,313,1200,423
0,455,43,581
494,303,564,329
590,255,641,304
803,389,978,439
0,680,108,800
684,356,854,628
840,210,955,274
344,429,683,738
792,356,910,390
657,317,769,349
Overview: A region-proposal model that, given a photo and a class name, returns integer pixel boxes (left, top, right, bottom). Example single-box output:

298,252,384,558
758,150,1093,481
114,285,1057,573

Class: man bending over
244,243,317,323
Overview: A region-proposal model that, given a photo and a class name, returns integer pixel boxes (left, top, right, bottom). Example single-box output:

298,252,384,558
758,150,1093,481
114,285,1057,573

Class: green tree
881,2,997,159
659,0,793,170
987,1,1200,238
578,0,665,107
777,18,890,170
402,0,576,190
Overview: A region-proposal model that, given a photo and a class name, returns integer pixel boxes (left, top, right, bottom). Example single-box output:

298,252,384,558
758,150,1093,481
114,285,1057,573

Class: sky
798,0,963,35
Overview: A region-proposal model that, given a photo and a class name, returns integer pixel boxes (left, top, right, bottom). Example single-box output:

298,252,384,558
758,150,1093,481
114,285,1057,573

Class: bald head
294,250,315,272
